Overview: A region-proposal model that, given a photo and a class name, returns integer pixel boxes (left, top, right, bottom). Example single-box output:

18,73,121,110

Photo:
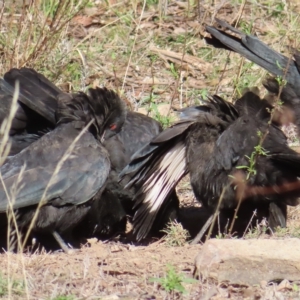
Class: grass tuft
161,220,190,246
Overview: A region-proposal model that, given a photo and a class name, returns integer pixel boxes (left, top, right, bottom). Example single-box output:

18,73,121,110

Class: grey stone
194,238,300,286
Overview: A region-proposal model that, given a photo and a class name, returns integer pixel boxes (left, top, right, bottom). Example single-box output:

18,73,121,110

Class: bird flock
0,19,300,252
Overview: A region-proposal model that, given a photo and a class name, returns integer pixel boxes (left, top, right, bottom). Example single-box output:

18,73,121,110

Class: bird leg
52,231,73,254
190,214,214,245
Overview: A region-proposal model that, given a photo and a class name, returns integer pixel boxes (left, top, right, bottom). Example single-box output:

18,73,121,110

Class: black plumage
0,68,58,156
74,111,173,240
205,18,300,132
0,68,179,243
205,19,300,85
0,84,126,252
103,111,179,238
121,90,300,241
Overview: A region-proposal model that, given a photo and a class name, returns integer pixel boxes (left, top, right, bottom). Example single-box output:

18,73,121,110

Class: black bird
0,68,59,156
0,86,126,252
103,111,179,239
205,18,300,132
0,68,179,242
121,90,300,242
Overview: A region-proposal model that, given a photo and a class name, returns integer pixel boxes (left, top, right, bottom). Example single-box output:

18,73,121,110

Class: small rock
277,279,292,291
87,237,98,245
194,239,300,286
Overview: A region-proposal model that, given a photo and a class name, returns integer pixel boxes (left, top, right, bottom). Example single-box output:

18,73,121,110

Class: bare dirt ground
1,0,300,299
1,241,200,299
1,224,300,300
0,185,299,300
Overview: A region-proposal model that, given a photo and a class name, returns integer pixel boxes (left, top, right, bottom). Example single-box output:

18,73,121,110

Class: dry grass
161,220,190,247
0,0,300,299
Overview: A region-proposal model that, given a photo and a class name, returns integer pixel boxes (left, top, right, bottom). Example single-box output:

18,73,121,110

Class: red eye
109,124,117,130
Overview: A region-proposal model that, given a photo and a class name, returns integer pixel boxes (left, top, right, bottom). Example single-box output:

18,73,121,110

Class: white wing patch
139,140,187,214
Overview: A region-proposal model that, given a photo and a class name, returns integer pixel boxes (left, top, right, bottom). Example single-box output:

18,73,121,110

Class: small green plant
197,47,214,62
169,62,179,79
275,75,287,86
233,62,257,96
199,88,209,101
236,132,269,180
272,226,300,238
215,233,225,239
0,273,24,297
41,0,61,18
292,283,299,292
146,0,159,8
270,1,285,18
238,20,253,35
150,103,174,129
150,264,197,295
244,219,269,239
236,153,257,180
149,54,159,63
161,220,190,246
173,34,186,44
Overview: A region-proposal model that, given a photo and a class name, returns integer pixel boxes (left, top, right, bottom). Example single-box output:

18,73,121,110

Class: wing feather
0,124,110,211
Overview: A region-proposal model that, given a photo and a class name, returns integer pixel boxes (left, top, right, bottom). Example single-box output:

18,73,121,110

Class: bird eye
109,124,117,130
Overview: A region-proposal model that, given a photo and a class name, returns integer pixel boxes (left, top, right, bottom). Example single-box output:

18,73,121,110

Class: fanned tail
205,18,300,131
205,19,300,90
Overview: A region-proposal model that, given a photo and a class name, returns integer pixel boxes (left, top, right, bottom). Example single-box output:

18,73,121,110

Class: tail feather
205,19,300,133
205,26,286,79
205,19,300,94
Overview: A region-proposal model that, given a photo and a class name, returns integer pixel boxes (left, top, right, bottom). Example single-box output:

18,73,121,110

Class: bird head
87,87,126,142
55,87,127,142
